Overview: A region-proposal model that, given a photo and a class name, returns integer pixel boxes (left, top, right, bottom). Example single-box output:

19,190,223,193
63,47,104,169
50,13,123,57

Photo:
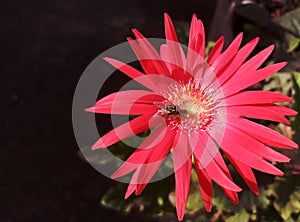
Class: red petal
129,30,170,76
171,133,192,221
227,105,291,124
188,14,205,58
206,36,224,66
160,43,186,74
221,129,285,176
174,157,192,221
262,104,298,116
227,115,298,149
86,103,158,115
135,159,164,194
194,159,213,212
223,62,287,96
192,134,239,206
194,133,242,192
227,45,275,84
103,57,157,91
125,184,136,199
225,91,292,105
218,37,260,85
186,15,206,75
226,124,290,162
212,150,239,204
173,145,192,220
111,125,174,179
95,90,164,106
91,113,161,149
226,154,259,195
88,90,164,115
164,13,179,42
212,33,243,76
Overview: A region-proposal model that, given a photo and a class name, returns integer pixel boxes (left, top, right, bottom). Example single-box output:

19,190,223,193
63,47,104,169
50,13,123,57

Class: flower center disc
158,80,218,134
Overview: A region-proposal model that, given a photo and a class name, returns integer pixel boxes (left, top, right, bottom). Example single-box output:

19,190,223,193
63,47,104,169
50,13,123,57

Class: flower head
86,13,298,221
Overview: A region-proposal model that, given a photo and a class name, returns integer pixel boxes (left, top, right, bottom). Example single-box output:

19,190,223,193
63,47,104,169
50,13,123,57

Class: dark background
2,0,216,221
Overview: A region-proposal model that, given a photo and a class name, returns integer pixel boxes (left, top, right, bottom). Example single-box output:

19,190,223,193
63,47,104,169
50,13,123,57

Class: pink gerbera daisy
86,13,298,221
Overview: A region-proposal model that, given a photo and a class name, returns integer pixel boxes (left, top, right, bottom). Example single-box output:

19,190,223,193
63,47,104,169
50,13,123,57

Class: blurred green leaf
292,72,300,132
263,72,294,97
293,72,300,89
276,8,300,52
258,186,275,209
274,186,300,221
270,175,300,221
101,175,176,217
288,36,300,53
225,209,250,222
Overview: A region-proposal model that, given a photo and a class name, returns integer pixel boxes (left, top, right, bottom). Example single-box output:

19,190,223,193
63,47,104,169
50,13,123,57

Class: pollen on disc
156,79,222,134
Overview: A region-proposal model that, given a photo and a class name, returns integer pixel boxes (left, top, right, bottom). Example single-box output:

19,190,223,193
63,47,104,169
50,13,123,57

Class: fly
154,102,188,117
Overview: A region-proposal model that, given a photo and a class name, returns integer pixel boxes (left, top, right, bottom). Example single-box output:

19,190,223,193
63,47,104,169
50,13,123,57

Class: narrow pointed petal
129,30,170,76
262,104,298,116
211,148,239,204
172,133,192,221
127,37,161,75
189,133,239,204
87,103,158,115
221,129,285,176
134,127,175,193
223,62,287,96
206,36,224,66
227,105,291,124
174,156,192,221
173,132,193,171
225,91,292,105
227,115,298,149
227,45,275,84
186,14,206,73
204,159,242,191
212,33,243,76
194,134,242,192
226,124,290,162
227,154,259,195
135,159,164,194
92,113,161,149
218,37,260,85
164,13,179,42
104,57,157,91
125,184,136,199
161,15,187,72
111,125,174,179
194,159,213,211
95,90,164,106
160,43,186,74
188,14,205,58
87,90,163,115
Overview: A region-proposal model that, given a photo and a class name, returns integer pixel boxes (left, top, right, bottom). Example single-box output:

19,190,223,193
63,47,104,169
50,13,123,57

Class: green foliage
263,72,295,97
276,8,300,53
101,176,176,217
225,209,250,222
100,168,300,221
293,72,300,88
